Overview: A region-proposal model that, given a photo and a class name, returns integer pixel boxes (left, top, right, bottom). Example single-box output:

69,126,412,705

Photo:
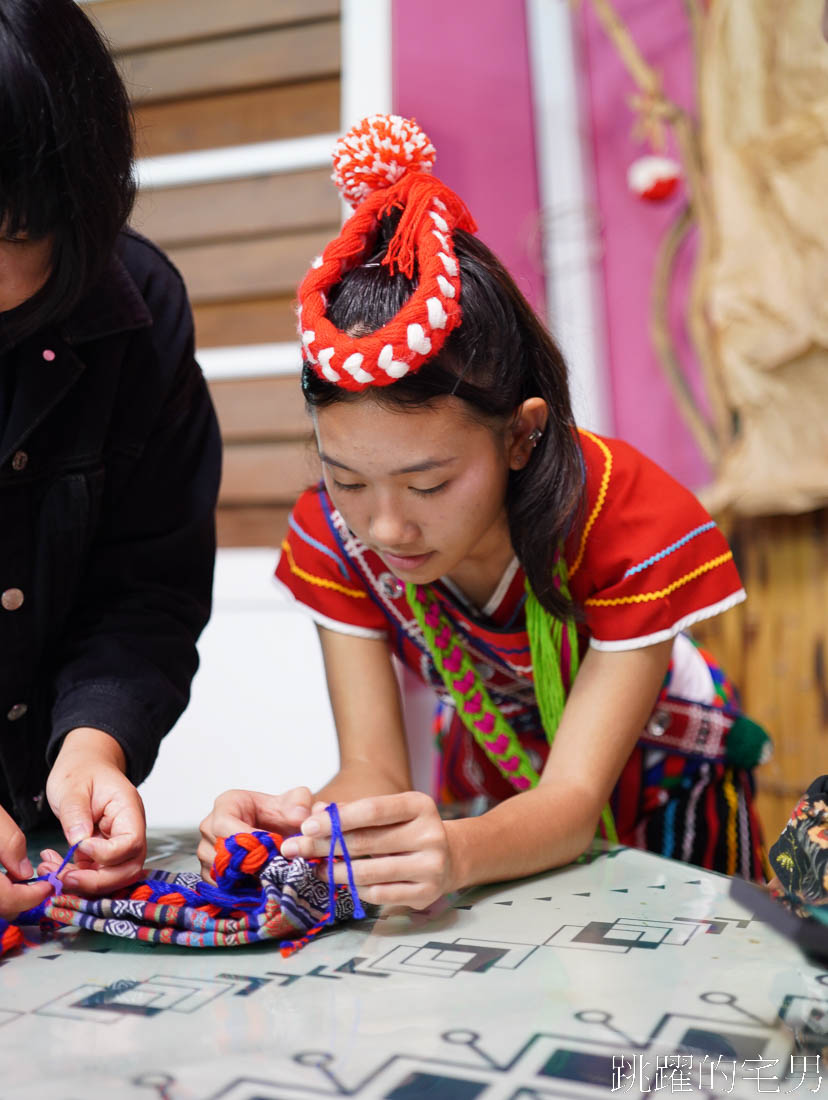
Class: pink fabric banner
392,0,545,313
578,0,710,488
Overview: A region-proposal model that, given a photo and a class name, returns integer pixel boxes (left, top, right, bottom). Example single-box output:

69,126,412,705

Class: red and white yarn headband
297,114,477,392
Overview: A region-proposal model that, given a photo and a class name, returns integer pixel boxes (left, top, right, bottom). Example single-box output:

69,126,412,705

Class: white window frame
526,0,610,433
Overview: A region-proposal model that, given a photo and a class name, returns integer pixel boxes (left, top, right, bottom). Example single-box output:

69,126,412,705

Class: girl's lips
380,550,434,573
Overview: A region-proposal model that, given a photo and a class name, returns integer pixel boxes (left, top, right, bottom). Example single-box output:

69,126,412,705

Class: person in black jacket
0,0,221,918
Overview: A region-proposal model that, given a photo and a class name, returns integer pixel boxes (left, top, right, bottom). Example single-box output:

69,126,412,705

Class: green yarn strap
525,558,618,845
524,557,579,745
407,583,538,791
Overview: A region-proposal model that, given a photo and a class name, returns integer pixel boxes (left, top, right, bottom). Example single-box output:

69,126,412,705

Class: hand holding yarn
38,728,146,894
198,787,314,881
0,806,52,920
280,791,457,911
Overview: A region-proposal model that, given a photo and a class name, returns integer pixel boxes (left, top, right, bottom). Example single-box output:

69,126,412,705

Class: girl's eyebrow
319,454,456,475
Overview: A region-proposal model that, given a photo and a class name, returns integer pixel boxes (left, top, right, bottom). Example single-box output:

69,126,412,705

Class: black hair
0,0,135,341
302,216,585,621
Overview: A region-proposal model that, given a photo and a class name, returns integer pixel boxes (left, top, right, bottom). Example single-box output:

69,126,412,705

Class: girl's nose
369,499,417,547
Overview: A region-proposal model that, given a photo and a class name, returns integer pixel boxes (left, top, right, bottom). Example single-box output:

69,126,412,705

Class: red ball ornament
627,155,681,201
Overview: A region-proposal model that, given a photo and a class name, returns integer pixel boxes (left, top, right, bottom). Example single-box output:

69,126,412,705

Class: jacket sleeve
47,246,222,785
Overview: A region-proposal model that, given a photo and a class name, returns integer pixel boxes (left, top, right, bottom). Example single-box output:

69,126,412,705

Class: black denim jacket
0,230,221,829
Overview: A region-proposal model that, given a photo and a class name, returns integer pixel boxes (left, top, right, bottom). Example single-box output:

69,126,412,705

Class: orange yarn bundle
297,114,477,391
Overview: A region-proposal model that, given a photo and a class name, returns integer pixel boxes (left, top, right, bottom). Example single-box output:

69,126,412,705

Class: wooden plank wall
693,508,828,843
89,0,339,547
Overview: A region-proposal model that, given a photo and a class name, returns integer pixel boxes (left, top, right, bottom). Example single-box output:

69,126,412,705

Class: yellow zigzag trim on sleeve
281,539,367,599
585,551,734,606
569,430,612,579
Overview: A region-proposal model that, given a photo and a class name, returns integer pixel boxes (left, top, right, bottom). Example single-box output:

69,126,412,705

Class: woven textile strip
408,564,617,840
0,827,364,960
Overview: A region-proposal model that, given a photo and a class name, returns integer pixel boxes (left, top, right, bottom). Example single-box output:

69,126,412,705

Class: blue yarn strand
325,803,365,920
13,810,366,947
39,840,83,895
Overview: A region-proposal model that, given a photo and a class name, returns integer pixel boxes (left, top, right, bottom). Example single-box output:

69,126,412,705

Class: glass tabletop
3,833,826,1098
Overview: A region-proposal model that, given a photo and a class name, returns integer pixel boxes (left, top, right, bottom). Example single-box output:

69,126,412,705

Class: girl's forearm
444,783,599,890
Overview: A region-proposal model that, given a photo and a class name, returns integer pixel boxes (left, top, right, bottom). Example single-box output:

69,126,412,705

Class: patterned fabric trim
588,590,746,651
640,698,734,760
288,515,353,580
586,552,735,606
1,830,365,959
569,430,612,578
272,575,387,640
622,521,717,579
280,539,367,600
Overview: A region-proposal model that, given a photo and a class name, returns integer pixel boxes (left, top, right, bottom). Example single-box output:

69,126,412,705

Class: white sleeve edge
588,589,746,652
271,574,388,640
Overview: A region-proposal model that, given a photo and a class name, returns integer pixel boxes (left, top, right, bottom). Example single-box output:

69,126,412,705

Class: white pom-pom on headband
332,114,436,207
297,114,476,392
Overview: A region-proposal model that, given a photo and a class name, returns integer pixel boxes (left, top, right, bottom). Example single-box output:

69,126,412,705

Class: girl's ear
507,397,548,470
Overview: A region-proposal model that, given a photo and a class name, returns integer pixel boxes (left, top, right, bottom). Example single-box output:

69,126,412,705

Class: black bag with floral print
769,775,828,906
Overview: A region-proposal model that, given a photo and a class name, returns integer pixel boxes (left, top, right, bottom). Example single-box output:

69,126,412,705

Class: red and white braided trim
298,192,463,391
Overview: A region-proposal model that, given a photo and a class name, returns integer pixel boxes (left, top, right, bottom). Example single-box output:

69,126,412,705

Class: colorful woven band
407,581,538,791
408,559,618,843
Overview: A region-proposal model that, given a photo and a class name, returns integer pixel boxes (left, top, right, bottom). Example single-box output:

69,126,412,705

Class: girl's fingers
317,854,426,886
202,814,251,848
285,820,426,861
328,793,431,832
197,839,217,882
78,832,143,867
310,859,440,909
295,792,435,846
250,788,313,830
61,859,146,896
0,876,52,921
348,881,439,910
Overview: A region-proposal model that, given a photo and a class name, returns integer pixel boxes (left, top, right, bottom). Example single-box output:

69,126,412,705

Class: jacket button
11,451,28,472
7,703,28,721
1,588,24,611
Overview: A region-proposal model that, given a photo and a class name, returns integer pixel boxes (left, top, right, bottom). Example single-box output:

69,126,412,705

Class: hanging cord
325,803,365,921
279,803,366,957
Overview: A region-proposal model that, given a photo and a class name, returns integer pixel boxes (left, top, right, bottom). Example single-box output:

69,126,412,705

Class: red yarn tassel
279,915,331,958
380,174,477,278
0,923,25,958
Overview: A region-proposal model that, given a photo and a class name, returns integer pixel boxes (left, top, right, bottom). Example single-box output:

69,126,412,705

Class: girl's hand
0,805,52,920
198,787,314,881
38,727,147,895
280,792,457,911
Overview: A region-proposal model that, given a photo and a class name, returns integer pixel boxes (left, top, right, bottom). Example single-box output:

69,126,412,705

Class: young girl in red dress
199,116,770,906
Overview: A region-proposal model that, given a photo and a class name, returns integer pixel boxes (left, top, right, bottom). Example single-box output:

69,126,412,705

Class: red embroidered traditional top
274,431,744,798
276,428,743,642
